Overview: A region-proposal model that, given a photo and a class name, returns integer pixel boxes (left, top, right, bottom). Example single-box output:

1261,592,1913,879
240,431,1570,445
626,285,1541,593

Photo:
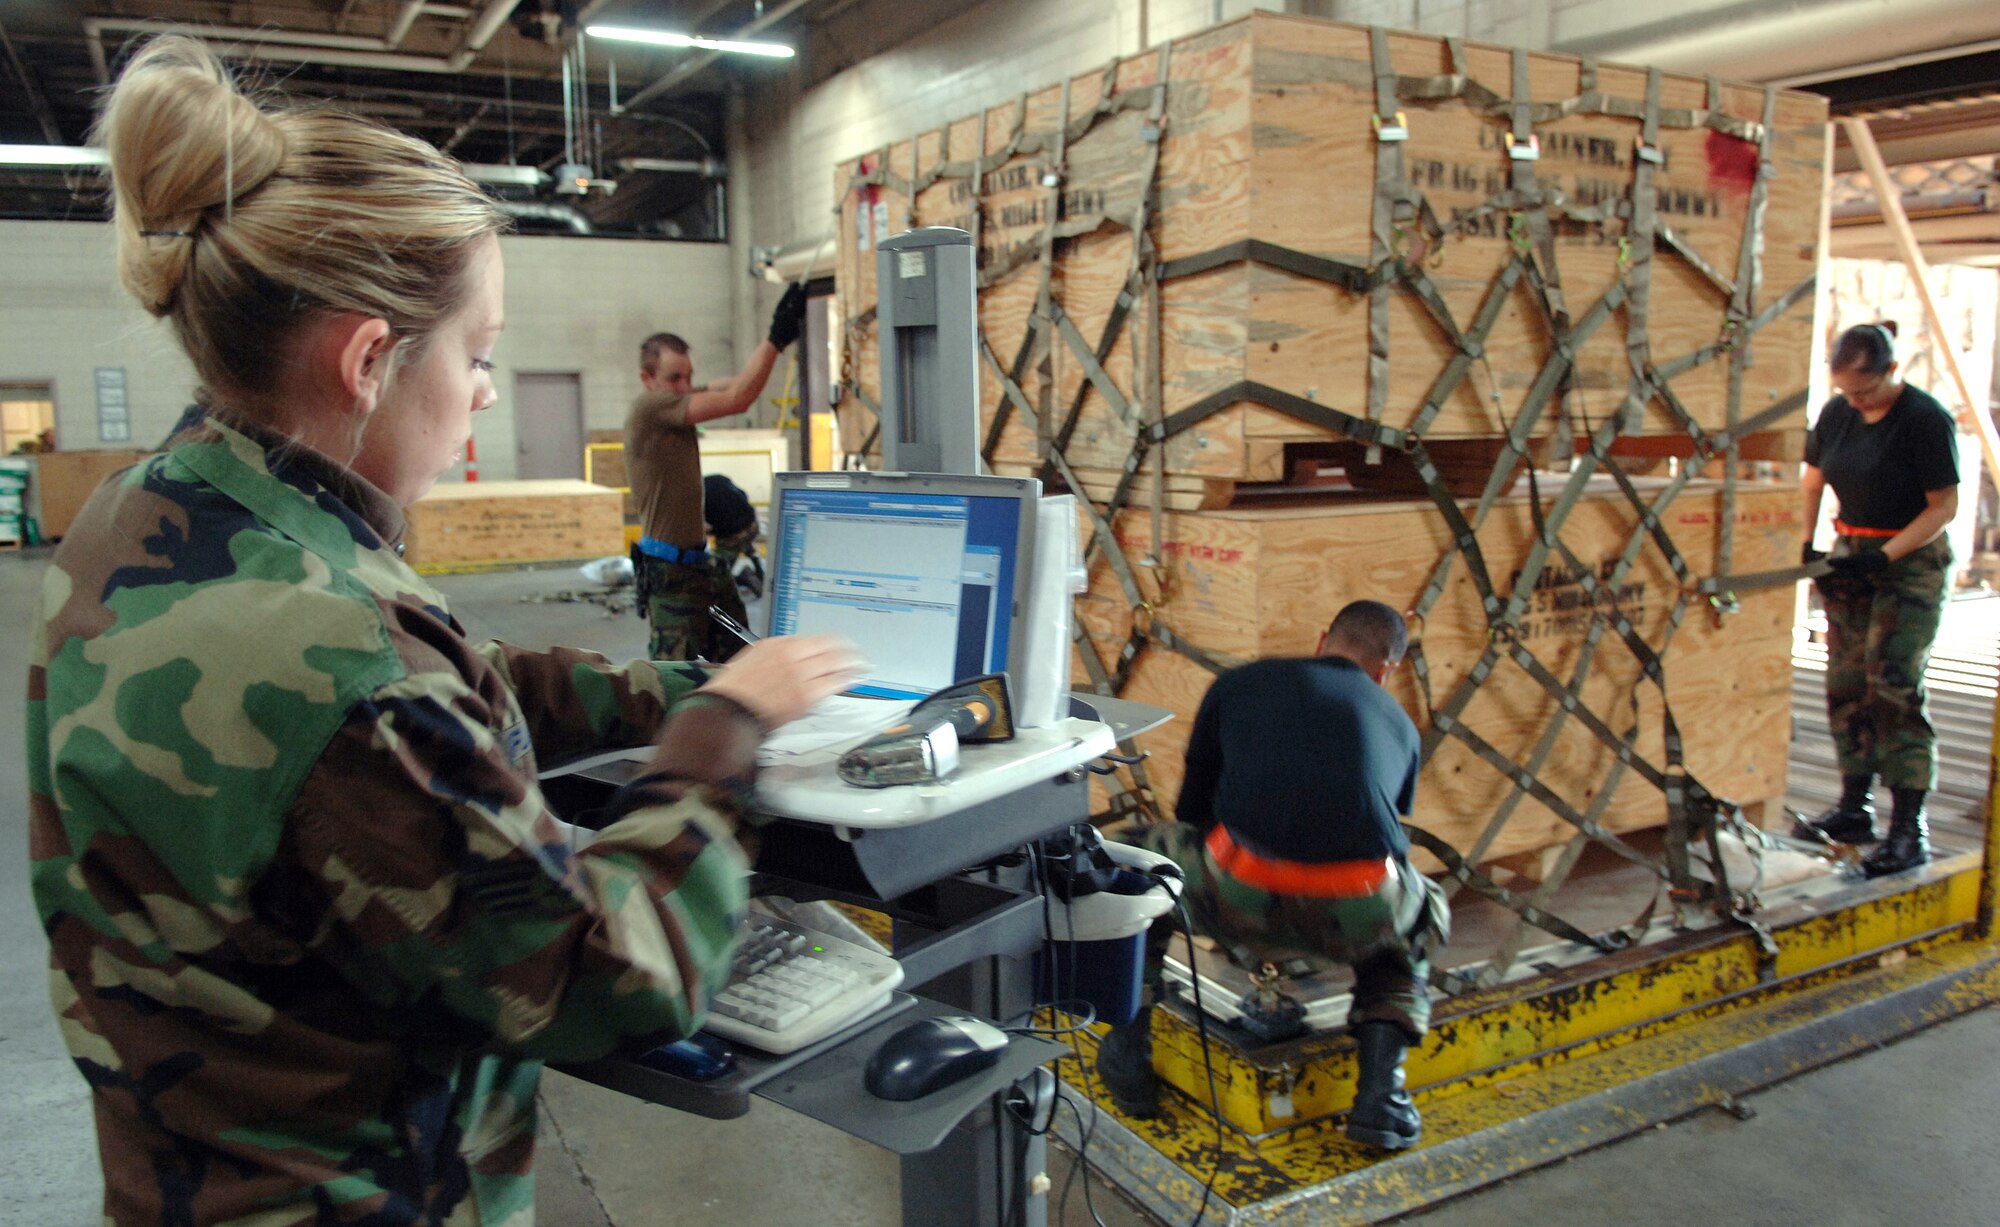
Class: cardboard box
31,450,151,540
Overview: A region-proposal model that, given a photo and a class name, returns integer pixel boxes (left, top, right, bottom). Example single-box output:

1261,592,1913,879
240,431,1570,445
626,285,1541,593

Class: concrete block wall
489,235,735,480
741,0,1224,255
0,221,195,452
0,224,733,482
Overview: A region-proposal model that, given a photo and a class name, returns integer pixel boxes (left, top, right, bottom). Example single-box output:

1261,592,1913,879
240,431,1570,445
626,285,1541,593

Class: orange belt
1205,826,1392,898
1834,520,1899,539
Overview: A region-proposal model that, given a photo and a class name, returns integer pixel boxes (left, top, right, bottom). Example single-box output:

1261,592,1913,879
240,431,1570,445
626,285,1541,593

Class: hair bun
96,35,288,315
1876,320,1899,338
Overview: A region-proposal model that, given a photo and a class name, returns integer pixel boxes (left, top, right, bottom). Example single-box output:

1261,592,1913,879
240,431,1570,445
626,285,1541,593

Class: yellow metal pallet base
1056,854,2000,1225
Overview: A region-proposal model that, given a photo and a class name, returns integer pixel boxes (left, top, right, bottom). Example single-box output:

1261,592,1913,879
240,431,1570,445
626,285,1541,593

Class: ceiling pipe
86,0,520,84
620,156,727,177
1552,0,2000,86
494,198,593,233
463,163,547,187
750,235,835,283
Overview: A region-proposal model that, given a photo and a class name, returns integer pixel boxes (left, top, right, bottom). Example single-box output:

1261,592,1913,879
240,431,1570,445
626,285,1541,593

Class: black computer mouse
863,1014,1009,1101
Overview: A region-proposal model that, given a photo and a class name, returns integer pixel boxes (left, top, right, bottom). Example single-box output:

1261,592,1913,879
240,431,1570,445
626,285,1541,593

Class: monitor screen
768,475,1036,700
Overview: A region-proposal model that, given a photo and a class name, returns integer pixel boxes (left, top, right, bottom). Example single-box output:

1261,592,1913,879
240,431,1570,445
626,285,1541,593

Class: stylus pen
709,605,880,699
709,605,761,646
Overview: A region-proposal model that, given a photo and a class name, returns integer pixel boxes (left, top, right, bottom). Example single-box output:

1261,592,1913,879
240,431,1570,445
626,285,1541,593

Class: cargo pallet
1045,804,1999,1224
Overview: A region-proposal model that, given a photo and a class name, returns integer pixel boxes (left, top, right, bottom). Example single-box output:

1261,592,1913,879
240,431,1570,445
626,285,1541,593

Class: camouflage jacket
28,417,758,1226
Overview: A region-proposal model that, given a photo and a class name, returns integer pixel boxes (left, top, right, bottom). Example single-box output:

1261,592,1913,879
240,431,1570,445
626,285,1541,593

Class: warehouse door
514,372,584,480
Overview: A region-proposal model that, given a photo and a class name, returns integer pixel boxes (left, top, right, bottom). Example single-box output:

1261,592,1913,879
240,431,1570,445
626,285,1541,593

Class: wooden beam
1840,116,2000,492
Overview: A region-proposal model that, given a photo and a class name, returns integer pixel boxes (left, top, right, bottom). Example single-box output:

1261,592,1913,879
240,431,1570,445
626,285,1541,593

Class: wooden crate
834,11,1825,483
1074,480,1797,868
586,428,630,502
404,479,624,572
584,427,793,522
30,449,152,540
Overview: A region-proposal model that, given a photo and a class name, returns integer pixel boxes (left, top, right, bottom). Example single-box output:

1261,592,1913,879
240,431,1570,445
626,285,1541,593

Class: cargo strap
832,37,1808,958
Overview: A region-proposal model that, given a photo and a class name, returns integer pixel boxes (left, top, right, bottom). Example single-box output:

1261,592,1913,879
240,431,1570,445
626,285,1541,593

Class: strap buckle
1507,213,1533,255
1390,220,1415,263
1130,601,1157,639
1506,132,1540,161
1372,110,1409,142
1634,138,1665,165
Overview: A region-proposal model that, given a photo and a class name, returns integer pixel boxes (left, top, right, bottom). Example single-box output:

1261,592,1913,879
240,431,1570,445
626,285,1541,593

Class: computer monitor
767,471,1041,700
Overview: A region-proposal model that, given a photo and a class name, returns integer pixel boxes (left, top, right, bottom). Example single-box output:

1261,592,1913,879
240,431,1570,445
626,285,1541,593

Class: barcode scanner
837,673,1016,788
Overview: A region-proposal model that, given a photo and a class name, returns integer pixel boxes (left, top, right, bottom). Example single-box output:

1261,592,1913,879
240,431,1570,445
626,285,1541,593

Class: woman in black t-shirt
1797,321,1961,876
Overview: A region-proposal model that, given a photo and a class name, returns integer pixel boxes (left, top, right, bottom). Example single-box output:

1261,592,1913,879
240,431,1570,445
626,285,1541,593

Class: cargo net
834,35,1817,990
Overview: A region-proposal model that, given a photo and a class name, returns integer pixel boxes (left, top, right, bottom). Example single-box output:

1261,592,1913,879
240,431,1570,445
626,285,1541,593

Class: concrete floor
4,551,1997,1227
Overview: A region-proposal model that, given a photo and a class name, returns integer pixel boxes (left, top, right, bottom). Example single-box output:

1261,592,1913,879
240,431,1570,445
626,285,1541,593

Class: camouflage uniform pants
712,528,764,601
634,551,748,663
1815,534,1952,790
1121,822,1450,1041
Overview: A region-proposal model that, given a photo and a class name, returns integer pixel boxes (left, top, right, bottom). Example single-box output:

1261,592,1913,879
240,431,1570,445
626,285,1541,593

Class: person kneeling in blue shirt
1101,600,1449,1150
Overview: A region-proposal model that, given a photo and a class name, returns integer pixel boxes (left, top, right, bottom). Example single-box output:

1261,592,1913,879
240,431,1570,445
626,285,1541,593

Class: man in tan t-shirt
626,283,806,660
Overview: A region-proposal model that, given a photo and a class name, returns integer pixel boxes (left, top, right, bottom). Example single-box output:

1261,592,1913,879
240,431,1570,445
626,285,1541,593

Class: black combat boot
1344,1021,1421,1150
1799,774,1878,844
1860,789,1930,878
1095,1004,1159,1117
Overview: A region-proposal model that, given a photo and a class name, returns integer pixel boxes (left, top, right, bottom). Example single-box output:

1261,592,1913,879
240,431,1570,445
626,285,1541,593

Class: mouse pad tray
756,996,1067,1155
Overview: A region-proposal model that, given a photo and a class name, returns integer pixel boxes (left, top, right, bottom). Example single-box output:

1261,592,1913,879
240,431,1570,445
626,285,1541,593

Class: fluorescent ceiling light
0,144,109,167
586,25,794,58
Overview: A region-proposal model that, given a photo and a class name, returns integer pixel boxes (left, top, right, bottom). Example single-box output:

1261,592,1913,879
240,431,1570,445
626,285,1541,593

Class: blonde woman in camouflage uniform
1798,320,1962,877
26,36,855,1226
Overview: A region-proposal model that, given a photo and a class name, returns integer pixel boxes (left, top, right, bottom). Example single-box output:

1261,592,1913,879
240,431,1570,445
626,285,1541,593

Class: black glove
1801,542,1826,565
767,282,807,350
1826,550,1890,577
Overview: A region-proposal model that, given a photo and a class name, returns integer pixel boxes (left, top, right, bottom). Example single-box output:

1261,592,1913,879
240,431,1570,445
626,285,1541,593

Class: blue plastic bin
1034,842,1180,1027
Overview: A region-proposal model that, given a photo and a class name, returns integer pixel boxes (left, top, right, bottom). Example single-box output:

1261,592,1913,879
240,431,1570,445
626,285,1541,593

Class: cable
1055,1091,1113,1227
1002,999,1099,1040
1171,889,1228,1227
1057,842,1114,1227
1029,828,1208,1227
1009,837,1112,1227
1028,827,1122,1227
997,844,1058,1227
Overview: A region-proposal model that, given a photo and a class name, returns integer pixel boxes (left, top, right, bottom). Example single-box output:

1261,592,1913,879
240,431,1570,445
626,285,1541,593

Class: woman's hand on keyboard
700,634,864,730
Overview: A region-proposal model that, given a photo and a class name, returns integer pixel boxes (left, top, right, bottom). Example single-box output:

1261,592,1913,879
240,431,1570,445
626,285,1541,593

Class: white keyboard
703,914,904,1054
